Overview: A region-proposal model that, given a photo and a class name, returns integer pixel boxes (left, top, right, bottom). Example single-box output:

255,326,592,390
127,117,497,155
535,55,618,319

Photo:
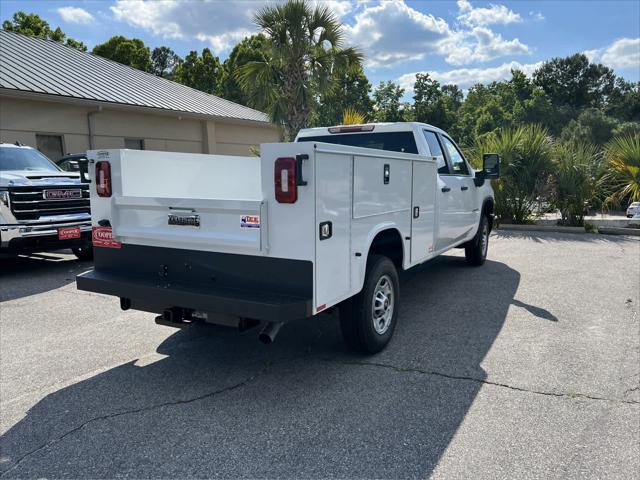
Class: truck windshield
0,147,60,172
297,131,418,154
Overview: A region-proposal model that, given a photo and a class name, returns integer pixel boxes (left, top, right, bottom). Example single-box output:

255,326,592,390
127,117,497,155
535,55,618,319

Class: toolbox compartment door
314,150,352,311
410,160,437,264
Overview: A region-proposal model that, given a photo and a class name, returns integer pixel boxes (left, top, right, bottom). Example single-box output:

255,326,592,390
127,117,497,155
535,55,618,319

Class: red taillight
274,157,297,203
96,161,112,197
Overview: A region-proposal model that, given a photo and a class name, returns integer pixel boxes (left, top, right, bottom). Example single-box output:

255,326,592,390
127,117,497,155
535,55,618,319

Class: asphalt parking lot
1,231,639,479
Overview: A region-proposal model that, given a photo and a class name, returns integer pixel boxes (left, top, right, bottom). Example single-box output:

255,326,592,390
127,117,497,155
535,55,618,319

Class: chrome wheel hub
372,274,394,335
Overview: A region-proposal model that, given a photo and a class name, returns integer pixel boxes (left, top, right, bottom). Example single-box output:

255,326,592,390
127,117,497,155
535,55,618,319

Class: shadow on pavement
494,229,639,244
0,253,91,302
0,255,530,478
512,299,558,321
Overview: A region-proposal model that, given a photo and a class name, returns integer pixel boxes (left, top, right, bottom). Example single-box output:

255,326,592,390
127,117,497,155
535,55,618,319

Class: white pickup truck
76,122,499,353
1,143,93,259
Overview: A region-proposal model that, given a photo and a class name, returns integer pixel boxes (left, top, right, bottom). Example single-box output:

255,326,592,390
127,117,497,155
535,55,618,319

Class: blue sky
1,0,639,95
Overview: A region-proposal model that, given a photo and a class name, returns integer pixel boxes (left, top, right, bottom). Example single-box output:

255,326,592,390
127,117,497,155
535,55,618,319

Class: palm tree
237,0,362,140
472,124,554,223
601,134,640,206
551,141,603,226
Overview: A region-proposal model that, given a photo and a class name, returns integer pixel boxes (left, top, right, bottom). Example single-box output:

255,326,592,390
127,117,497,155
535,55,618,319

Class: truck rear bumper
77,269,312,322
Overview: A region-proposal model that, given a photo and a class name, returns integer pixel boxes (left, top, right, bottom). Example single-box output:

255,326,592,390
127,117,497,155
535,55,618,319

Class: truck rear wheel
465,215,489,266
339,255,399,354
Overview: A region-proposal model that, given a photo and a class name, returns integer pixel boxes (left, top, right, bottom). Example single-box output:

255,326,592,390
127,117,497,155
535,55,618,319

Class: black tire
339,255,399,354
72,245,94,261
465,215,489,266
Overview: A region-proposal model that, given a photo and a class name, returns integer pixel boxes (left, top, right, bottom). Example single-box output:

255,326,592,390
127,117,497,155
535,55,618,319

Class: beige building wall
0,95,280,158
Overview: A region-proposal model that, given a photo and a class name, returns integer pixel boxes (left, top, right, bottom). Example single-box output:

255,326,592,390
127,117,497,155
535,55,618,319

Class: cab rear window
297,132,418,154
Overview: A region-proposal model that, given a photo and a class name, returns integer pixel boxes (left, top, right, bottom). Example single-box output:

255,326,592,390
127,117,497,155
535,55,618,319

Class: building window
124,138,144,150
36,134,64,161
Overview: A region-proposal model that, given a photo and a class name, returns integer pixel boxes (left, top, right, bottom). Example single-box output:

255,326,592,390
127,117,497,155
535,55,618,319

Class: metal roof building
0,30,279,159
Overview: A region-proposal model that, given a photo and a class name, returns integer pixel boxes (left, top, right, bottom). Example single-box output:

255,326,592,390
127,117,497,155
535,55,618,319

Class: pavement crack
0,365,268,477
330,360,640,405
624,385,639,396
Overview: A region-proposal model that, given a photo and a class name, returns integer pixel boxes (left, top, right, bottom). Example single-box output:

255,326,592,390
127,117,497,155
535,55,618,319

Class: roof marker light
328,125,375,134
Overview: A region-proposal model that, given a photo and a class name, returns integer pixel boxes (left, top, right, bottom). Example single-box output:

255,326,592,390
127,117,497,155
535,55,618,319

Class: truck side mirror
482,153,500,179
474,153,500,187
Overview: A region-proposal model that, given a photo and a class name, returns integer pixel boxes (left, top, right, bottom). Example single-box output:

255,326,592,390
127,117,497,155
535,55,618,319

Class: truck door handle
441,187,451,193
461,186,469,191
295,154,308,186
413,206,420,218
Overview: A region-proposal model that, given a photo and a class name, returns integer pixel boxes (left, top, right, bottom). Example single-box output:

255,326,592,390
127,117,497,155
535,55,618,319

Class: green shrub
550,141,603,226
472,124,554,223
601,134,640,206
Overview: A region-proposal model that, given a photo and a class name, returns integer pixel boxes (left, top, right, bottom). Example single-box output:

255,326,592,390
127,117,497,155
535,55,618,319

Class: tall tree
606,78,640,122
237,0,362,140
314,67,374,126
533,54,616,111
560,108,620,145
2,11,87,51
412,73,462,133
221,34,270,105
173,49,223,95
373,81,407,122
93,36,152,72
152,46,181,78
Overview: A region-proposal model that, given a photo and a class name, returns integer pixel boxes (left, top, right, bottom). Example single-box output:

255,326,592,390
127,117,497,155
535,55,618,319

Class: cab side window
441,136,470,176
423,130,449,174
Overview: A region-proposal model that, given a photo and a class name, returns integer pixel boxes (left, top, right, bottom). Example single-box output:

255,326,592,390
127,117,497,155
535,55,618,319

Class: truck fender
481,197,495,232
354,223,406,294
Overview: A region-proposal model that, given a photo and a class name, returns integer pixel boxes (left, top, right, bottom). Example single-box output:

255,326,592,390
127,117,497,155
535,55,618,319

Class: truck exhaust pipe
258,321,283,344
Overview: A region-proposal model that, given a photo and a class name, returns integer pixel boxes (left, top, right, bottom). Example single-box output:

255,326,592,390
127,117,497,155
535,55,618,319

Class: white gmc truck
76,122,499,353
1,143,93,259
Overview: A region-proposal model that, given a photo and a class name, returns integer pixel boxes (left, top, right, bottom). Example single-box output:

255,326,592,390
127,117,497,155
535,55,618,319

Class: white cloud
109,0,352,53
445,26,529,65
456,0,521,27
344,0,457,68
398,60,543,92
345,0,529,68
587,38,640,70
110,0,260,53
57,6,95,25
529,11,545,21
109,0,531,67
314,0,354,18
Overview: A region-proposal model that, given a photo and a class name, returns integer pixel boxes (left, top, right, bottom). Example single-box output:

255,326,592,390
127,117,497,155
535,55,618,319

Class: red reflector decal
316,304,327,312
92,226,121,249
58,226,81,240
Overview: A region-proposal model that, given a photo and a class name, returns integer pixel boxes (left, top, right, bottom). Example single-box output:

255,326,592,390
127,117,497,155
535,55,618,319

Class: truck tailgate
112,196,267,253
101,150,267,254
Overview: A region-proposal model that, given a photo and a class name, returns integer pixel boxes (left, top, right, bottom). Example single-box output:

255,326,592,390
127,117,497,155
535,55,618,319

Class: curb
497,224,585,234
598,226,640,237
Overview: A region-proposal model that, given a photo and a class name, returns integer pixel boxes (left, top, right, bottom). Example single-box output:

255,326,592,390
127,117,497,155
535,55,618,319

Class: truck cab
76,122,499,353
296,122,496,255
0,143,93,259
